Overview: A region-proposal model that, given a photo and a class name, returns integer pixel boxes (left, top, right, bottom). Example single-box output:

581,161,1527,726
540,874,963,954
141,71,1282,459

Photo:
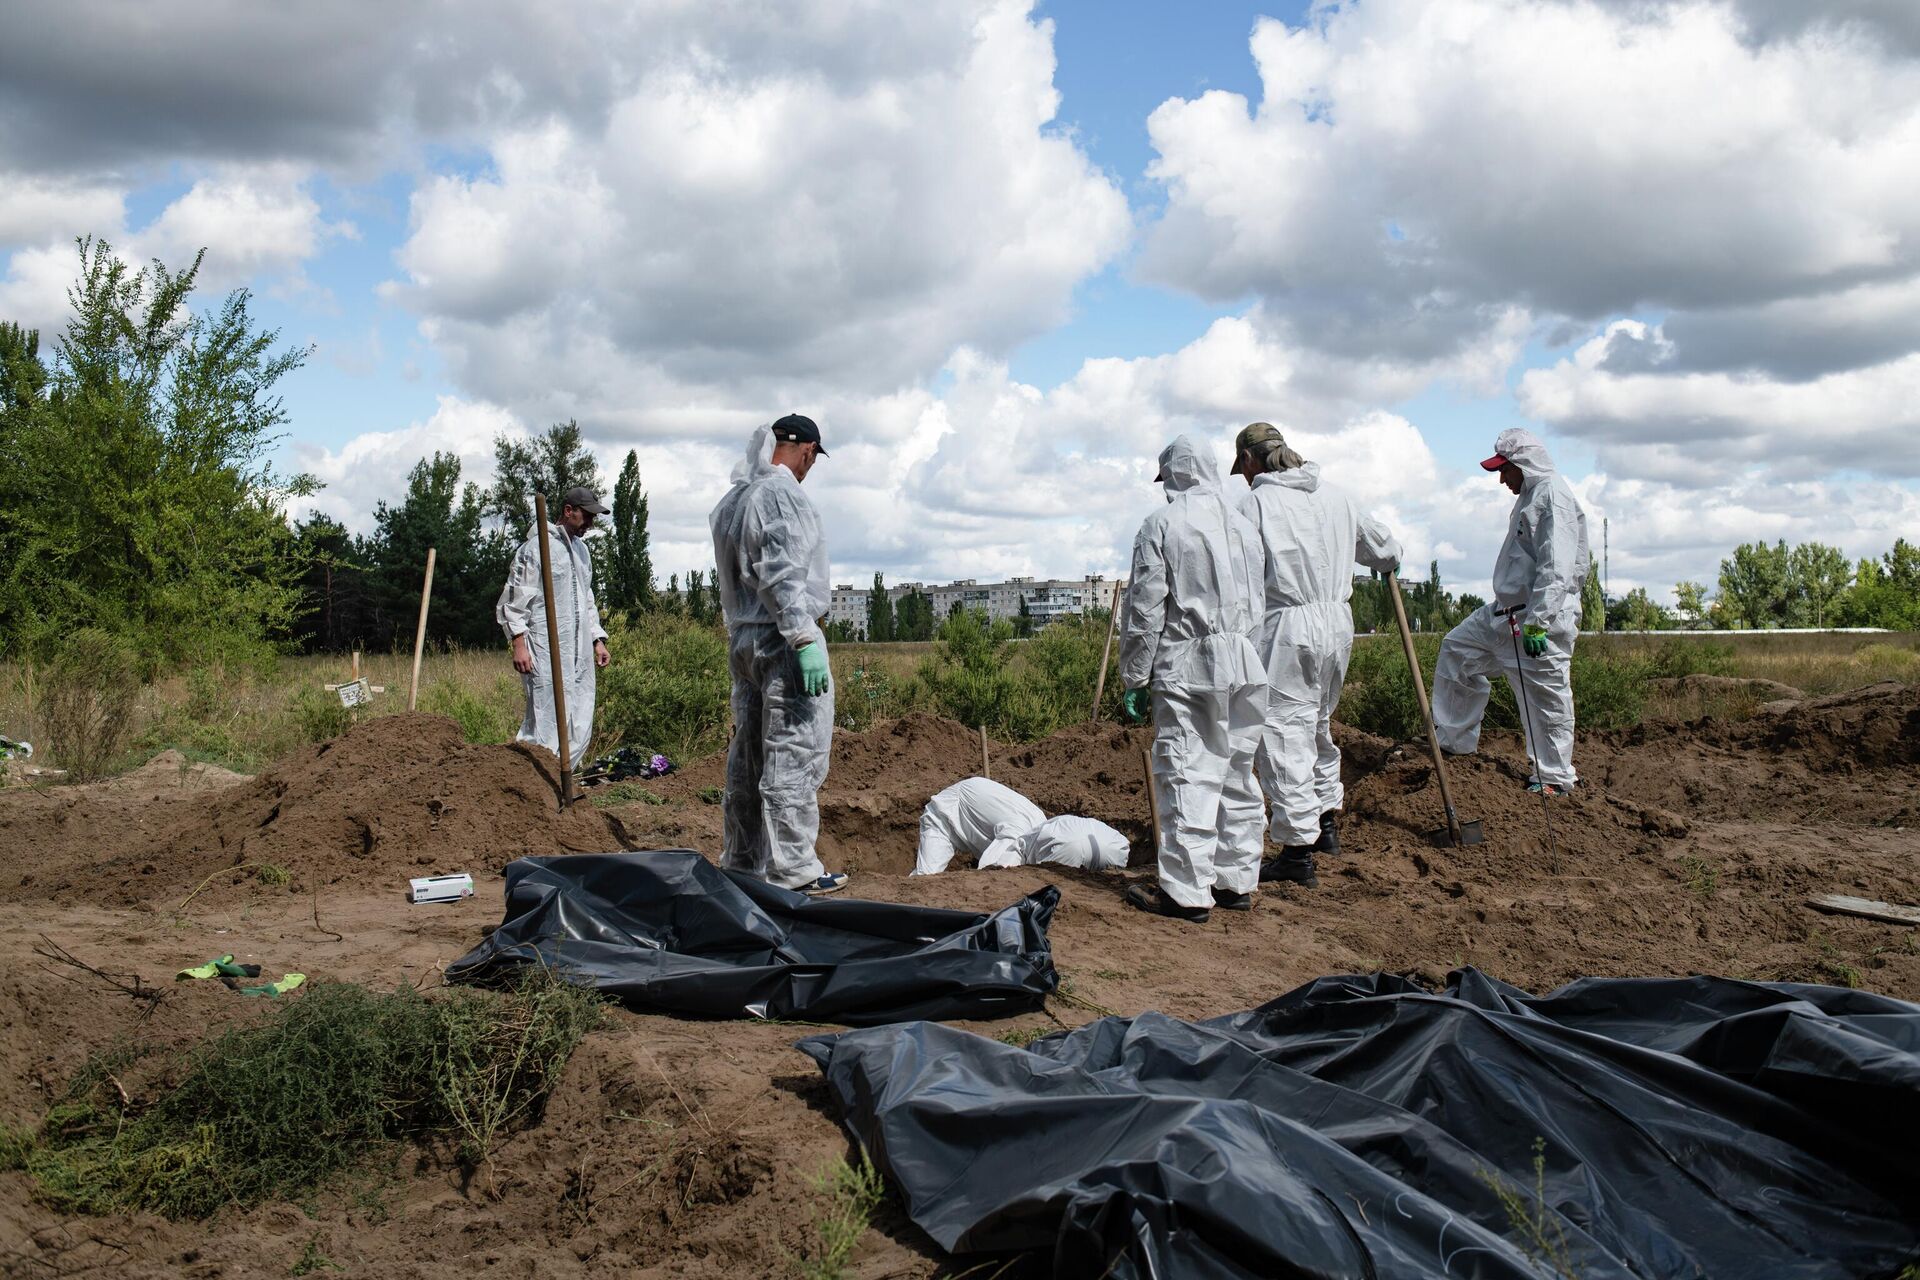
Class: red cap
1480,454,1509,471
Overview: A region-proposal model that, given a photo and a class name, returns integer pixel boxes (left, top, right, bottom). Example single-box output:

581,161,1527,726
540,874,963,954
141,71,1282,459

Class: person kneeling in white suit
912,777,1130,875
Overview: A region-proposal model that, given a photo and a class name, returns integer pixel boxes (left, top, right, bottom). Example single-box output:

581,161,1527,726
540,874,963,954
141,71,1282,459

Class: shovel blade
1427,819,1485,848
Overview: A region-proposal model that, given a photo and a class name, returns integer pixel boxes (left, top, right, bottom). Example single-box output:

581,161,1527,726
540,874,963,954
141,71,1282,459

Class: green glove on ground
236,973,306,998
177,955,262,981
1121,688,1151,725
1522,624,1549,658
797,643,830,696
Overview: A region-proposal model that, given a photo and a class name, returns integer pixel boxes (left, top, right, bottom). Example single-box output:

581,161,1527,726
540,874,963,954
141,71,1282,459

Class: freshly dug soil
1,685,1916,1278
5,714,634,906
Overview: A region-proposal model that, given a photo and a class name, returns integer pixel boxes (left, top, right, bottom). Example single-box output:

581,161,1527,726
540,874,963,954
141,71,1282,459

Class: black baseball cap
771,412,828,456
563,485,609,514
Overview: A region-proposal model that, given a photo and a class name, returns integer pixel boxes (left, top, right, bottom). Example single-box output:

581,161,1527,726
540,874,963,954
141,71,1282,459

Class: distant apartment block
828,575,1127,629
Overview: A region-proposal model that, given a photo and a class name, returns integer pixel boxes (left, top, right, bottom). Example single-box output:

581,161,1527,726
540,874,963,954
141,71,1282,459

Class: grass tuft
1477,1137,1580,1279
796,1152,887,1280
11,973,601,1218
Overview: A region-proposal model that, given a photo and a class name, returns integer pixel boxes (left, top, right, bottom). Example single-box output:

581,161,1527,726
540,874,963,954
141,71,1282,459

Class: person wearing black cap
496,485,612,769
708,414,848,894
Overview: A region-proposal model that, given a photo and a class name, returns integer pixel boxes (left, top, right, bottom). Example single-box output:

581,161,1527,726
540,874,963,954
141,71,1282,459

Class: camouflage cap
1230,422,1287,475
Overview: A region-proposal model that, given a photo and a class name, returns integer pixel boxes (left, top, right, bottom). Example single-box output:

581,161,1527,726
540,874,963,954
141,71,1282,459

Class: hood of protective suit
1253,461,1321,493
1155,435,1219,497
729,423,779,487
1490,428,1556,486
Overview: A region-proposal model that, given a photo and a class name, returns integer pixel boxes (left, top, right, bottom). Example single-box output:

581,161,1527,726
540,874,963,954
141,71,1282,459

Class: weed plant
2,974,601,1218
38,629,141,780
796,1152,887,1280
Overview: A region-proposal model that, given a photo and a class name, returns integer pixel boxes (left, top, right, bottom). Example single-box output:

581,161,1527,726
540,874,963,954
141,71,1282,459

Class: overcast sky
4,0,1917,601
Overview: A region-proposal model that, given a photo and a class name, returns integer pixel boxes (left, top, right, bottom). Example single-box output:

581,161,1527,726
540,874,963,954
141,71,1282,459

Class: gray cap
563,485,609,515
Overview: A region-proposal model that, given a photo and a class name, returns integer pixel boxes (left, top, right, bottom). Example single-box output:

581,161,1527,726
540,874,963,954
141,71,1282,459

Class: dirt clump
12,714,634,906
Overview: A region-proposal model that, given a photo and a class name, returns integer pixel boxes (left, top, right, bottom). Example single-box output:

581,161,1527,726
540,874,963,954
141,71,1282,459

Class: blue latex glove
1121,688,1151,725
797,643,830,696
1522,624,1549,658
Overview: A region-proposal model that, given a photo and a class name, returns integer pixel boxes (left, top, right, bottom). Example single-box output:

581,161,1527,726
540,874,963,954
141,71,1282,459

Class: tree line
3,241,1915,669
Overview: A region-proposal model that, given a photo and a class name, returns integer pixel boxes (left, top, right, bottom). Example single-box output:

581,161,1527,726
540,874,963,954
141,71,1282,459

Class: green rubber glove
797,643,830,696
1121,688,1151,725
1522,624,1549,658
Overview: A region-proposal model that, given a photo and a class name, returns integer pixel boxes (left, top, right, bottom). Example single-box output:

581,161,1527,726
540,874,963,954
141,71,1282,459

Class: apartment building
827,574,1127,630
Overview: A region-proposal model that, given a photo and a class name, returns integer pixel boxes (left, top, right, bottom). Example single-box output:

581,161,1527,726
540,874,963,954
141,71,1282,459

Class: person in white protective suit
1431,428,1592,794
497,485,611,770
708,414,849,894
1231,423,1402,888
912,776,1131,875
1117,435,1268,923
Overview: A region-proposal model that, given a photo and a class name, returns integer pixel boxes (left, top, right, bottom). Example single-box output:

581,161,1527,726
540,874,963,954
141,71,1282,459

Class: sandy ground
1,687,1916,1278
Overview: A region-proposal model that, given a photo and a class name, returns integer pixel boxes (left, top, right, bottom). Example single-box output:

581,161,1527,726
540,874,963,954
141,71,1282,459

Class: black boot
1124,882,1211,923
1259,847,1319,888
1314,811,1341,857
1211,887,1252,911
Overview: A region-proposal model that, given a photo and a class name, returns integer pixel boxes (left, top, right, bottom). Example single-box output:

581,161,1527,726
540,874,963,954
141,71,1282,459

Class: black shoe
1212,888,1252,911
1259,848,1319,888
1124,882,1210,923
1314,811,1341,857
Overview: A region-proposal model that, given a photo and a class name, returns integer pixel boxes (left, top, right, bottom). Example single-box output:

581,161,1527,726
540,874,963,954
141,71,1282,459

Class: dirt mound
1647,673,1806,702
1592,681,1920,825
15,715,634,905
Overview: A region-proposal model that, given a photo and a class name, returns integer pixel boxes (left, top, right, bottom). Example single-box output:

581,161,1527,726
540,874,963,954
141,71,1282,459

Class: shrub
12,975,601,1218
39,628,142,780
919,610,1056,741
594,614,731,760
290,684,354,742
1640,639,1735,679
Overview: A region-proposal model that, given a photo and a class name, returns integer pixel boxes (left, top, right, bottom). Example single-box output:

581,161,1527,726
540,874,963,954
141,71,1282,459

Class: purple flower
649,754,672,776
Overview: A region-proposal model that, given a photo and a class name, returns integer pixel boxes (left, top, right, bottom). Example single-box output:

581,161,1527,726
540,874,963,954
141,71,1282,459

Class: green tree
1580,562,1606,631
1013,595,1034,639
365,452,510,648
287,514,369,652
1673,581,1709,627
894,588,935,641
0,238,313,663
866,573,895,642
1716,540,1792,628
1607,587,1669,631
1786,541,1851,628
605,450,655,614
1883,538,1920,596
1835,552,1920,629
488,420,603,542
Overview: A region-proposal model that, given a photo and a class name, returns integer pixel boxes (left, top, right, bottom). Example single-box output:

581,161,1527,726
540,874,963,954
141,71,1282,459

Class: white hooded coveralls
1432,429,1591,787
912,778,1130,874
496,522,607,770
709,425,834,888
1238,463,1401,846
1119,436,1268,909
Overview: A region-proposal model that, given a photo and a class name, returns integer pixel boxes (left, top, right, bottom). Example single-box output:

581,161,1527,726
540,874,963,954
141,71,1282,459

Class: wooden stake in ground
407,547,437,711
1140,744,1162,862
1388,576,1481,850
1090,581,1124,722
535,494,575,808
980,725,991,779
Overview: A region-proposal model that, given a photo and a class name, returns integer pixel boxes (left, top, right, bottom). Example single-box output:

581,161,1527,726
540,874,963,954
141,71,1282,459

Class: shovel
1387,576,1483,848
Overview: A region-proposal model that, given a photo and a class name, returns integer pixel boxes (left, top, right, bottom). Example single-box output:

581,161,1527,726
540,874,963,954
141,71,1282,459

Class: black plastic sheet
801,969,1920,1279
447,851,1058,1025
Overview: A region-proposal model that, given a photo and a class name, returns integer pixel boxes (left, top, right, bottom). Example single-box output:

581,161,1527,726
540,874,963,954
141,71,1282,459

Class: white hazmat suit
912,778,1130,874
497,522,606,770
1238,463,1401,847
709,425,834,888
1120,437,1268,909
1432,429,1591,788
